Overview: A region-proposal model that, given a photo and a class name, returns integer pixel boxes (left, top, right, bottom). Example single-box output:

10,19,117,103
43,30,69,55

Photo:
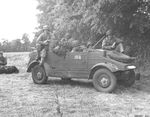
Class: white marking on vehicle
74,55,81,60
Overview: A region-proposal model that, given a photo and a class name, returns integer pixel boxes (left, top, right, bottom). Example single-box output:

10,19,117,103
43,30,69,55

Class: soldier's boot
36,51,41,61
39,57,44,66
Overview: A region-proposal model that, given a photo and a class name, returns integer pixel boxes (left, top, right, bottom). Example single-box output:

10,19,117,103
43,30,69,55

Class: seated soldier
102,30,124,53
0,51,7,66
36,25,50,65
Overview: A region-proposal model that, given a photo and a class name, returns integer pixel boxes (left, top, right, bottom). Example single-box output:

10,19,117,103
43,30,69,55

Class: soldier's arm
111,42,117,49
110,37,123,49
102,39,113,50
36,33,45,45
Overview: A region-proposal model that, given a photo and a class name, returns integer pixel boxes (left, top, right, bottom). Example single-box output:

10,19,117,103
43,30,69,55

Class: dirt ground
0,52,150,117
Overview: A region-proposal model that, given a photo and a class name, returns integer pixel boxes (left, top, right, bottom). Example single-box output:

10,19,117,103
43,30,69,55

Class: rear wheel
93,68,117,93
32,65,48,84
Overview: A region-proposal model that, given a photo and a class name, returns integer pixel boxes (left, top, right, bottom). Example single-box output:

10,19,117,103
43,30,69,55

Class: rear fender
27,61,39,72
89,63,119,79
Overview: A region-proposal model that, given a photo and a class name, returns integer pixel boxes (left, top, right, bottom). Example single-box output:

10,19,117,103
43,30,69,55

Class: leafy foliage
0,33,32,52
36,0,150,63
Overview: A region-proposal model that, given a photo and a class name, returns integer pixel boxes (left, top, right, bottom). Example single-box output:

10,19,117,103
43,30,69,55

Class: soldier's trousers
36,44,49,62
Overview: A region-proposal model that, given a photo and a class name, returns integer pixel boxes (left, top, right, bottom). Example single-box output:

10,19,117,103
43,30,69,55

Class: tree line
0,33,35,52
1,0,150,64
36,0,150,65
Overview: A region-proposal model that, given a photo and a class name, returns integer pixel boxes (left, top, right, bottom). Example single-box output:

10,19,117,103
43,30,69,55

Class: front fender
91,63,119,72
27,61,39,72
89,63,119,79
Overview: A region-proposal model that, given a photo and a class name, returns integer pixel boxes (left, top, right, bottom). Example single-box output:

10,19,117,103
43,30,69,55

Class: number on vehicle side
74,55,81,60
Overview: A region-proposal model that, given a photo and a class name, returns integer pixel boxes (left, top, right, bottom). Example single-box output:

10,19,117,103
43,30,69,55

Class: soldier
0,51,7,66
102,30,124,53
52,33,73,56
36,25,50,65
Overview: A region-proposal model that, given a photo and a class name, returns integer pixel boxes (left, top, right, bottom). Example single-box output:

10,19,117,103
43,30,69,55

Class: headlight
126,65,136,69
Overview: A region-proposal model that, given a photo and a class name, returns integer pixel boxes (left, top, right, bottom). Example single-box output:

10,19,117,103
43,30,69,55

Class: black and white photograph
0,0,150,116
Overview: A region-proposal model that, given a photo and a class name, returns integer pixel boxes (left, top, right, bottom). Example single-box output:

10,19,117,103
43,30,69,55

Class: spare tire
107,51,135,63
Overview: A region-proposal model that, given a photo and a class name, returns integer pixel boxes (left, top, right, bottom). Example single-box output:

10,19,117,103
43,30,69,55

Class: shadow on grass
32,76,150,93
132,75,150,93
46,78,94,89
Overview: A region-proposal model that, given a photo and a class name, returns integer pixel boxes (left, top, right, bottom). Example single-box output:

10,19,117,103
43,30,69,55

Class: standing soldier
36,25,50,66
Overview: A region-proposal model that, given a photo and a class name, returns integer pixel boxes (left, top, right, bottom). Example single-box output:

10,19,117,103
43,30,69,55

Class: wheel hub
37,72,42,80
100,77,110,88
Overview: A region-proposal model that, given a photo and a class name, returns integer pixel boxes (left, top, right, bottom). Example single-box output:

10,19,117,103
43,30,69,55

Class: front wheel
93,68,117,93
32,65,48,84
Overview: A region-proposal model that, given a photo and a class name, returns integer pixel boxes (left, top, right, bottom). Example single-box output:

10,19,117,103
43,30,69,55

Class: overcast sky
0,0,39,42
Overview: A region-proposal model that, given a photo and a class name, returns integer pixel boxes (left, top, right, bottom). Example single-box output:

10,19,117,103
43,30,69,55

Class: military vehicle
27,40,140,93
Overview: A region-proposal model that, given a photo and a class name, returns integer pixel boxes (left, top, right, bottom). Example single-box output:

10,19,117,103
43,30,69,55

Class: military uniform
36,33,50,57
102,35,115,50
102,35,124,53
36,27,50,65
36,33,48,50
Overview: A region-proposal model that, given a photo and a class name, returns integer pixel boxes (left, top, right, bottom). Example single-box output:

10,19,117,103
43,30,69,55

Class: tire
92,68,117,93
119,70,135,87
32,65,48,84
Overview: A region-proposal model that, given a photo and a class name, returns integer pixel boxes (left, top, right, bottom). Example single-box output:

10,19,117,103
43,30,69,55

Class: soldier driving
102,30,124,53
36,25,50,65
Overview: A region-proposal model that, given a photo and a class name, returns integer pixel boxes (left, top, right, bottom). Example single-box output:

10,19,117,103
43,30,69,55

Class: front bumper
115,70,140,81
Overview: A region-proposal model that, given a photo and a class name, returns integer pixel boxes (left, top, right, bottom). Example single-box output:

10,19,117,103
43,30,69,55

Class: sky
0,0,39,42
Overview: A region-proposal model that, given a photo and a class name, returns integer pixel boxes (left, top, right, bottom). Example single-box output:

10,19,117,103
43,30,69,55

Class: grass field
0,52,150,117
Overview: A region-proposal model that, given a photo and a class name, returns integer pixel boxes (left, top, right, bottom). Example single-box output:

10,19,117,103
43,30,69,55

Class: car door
45,51,69,77
65,51,89,78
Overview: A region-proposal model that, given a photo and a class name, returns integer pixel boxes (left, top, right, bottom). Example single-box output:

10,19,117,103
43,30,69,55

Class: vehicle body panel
44,51,89,78
27,61,39,72
27,48,136,80
88,49,128,72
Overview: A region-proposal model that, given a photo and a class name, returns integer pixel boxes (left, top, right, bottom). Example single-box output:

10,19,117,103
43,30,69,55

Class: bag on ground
0,66,19,74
